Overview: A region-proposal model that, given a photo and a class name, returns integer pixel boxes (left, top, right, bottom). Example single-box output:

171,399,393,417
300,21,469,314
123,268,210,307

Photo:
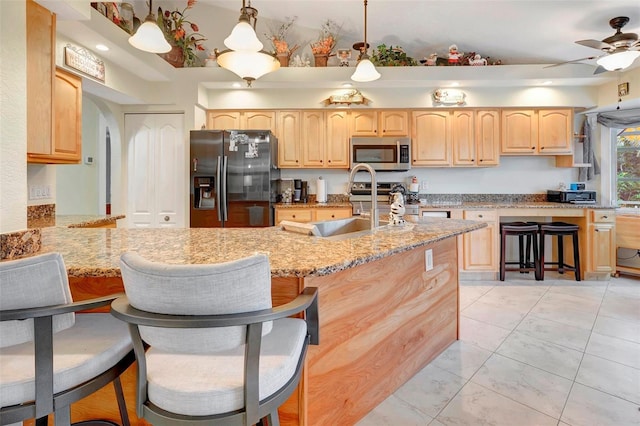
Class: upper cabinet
276,111,301,168
412,110,451,166
501,109,572,155
351,110,409,137
324,111,350,168
475,110,500,166
26,0,83,165
206,111,276,133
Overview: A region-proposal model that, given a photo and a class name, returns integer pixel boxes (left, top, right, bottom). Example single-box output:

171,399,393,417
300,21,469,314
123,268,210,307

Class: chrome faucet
348,163,378,230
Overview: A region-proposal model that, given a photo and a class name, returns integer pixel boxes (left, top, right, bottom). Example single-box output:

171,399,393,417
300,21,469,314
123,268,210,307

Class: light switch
425,249,433,271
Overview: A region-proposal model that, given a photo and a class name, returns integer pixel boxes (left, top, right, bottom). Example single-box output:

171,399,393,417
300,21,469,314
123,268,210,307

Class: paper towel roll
316,177,327,203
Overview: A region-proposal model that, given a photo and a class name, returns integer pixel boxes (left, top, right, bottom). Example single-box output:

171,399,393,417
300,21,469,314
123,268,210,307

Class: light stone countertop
28,214,125,229
38,216,485,278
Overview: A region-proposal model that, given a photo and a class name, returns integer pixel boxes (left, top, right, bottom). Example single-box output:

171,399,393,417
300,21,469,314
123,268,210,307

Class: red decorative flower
157,0,207,66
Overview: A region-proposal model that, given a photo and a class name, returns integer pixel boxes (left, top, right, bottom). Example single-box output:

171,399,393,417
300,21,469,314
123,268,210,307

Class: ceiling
51,0,640,98
201,0,640,66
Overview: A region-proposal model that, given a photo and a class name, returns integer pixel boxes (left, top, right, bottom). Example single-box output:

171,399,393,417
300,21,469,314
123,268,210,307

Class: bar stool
539,222,581,281
499,222,540,281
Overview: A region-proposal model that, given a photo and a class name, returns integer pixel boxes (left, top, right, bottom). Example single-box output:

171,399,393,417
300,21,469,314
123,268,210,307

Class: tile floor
356,272,640,426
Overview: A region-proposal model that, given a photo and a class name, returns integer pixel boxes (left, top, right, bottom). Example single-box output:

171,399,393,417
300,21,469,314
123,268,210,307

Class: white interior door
125,113,185,228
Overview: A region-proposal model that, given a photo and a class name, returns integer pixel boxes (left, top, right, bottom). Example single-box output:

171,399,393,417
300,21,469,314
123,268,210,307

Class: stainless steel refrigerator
190,130,280,228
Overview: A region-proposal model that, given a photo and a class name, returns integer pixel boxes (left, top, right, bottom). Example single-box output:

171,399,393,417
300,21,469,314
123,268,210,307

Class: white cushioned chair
0,252,134,426
112,252,319,426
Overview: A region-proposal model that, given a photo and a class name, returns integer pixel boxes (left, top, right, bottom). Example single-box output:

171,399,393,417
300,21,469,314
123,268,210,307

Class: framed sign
618,82,629,97
64,44,105,82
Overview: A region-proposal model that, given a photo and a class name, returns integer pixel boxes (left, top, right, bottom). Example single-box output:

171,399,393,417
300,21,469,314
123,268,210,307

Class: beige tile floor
356,272,640,426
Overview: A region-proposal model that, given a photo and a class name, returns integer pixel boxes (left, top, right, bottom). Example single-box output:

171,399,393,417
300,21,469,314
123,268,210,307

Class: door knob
164,216,170,222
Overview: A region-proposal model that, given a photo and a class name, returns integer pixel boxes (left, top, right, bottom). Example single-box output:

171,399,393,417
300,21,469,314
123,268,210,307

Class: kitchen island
33,217,484,426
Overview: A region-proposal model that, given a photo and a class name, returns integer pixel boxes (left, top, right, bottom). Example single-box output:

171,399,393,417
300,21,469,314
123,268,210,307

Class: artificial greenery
370,44,417,66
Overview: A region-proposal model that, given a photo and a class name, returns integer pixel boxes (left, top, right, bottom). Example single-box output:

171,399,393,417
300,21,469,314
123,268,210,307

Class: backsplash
27,203,55,220
420,193,548,204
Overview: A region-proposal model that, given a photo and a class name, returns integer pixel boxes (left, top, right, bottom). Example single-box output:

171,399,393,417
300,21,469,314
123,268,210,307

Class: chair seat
0,313,132,408
539,222,580,232
146,318,306,417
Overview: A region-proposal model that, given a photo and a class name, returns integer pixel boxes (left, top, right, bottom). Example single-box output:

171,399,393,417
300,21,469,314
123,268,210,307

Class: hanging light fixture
128,0,171,53
596,49,640,71
351,0,380,82
216,0,280,86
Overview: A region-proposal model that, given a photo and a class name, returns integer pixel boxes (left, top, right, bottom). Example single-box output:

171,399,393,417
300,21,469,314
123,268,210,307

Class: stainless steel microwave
350,137,411,171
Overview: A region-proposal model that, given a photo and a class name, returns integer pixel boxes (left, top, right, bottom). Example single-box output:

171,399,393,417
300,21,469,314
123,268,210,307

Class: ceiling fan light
351,58,381,82
128,15,171,53
224,19,263,52
596,50,640,71
217,49,280,81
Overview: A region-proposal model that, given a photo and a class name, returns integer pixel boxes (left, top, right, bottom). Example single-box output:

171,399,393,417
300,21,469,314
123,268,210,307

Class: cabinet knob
331,214,335,218
292,215,296,218
471,159,475,161
164,216,170,222
602,215,608,219
328,160,331,163
541,147,545,150
595,229,599,232
478,214,483,218
479,159,483,162
531,147,535,150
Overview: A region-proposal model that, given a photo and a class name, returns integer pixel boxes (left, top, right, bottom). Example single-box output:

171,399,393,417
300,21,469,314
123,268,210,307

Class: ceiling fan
548,16,640,73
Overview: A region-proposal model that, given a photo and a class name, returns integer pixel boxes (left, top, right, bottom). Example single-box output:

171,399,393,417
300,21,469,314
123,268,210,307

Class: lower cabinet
459,210,499,272
275,207,351,224
588,210,616,274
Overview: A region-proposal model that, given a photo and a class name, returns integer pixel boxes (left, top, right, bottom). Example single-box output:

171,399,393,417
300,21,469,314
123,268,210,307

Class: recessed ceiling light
542,80,553,85
232,82,242,88
342,83,353,88
95,44,109,52
450,82,460,87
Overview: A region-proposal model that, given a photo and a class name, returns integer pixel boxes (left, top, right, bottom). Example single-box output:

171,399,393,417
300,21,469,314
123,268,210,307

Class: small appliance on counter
547,190,596,204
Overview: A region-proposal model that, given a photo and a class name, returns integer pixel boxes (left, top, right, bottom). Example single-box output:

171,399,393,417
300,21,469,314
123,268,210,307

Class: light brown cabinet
350,110,409,137
588,210,616,274
206,111,276,133
460,210,498,272
301,111,325,167
26,0,55,159
27,0,81,164
275,207,352,224
501,109,572,155
277,111,301,168
282,111,349,169
475,110,501,166
451,110,475,166
324,111,350,168
412,110,451,166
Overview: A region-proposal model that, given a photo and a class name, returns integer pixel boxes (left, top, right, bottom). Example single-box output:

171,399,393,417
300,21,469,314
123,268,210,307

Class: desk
450,206,616,281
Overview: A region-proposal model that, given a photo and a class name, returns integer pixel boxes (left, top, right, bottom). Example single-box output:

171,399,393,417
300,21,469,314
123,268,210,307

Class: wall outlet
420,180,428,191
29,184,52,200
425,249,434,271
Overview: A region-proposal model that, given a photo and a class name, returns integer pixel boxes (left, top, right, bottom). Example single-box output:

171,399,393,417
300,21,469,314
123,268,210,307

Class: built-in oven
350,137,411,171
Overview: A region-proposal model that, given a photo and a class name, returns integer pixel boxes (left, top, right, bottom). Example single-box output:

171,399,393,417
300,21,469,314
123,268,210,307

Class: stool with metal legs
499,222,541,281
539,222,581,281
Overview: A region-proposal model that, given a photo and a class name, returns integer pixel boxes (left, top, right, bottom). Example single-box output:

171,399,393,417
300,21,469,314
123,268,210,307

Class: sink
311,217,388,239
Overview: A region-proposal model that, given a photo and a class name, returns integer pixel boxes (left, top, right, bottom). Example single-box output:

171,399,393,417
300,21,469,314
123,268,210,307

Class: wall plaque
64,44,105,82
432,89,466,105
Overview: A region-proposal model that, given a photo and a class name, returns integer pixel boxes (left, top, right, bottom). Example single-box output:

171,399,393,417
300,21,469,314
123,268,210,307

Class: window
616,126,640,207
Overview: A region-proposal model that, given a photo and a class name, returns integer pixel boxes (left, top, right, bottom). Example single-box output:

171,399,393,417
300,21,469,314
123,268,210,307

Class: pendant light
217,0,280,86
128,0,171,53
351,0,380,82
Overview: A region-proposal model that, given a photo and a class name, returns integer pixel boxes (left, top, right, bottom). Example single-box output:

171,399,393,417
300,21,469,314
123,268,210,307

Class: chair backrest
0,252,75,348
119,252,273,353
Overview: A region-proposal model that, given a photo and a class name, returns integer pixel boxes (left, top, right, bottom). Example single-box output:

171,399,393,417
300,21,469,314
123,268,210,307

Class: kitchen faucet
348,163,378,230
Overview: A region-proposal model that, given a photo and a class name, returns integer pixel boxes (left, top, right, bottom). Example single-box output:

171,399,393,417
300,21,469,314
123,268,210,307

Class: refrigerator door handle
216,156,222,222
222,156,228,222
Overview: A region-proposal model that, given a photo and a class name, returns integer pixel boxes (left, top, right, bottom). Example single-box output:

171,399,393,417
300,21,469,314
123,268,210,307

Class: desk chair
0,252,134,426
112,252,319,426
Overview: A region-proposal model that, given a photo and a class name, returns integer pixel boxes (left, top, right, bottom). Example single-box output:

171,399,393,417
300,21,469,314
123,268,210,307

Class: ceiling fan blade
593,65,608,75
543,56,599,68
576,39,613,50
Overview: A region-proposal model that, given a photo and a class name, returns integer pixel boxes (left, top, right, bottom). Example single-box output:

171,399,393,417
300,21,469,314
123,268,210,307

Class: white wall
1,0,27,232
56,98,100,214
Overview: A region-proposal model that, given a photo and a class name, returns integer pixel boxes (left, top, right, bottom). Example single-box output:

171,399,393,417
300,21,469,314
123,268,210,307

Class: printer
547,190,597,204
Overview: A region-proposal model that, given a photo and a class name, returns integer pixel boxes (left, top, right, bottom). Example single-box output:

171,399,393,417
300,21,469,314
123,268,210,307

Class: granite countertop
37,217,484,279
274,202,352,209
416,201,616,210
28,214,125,229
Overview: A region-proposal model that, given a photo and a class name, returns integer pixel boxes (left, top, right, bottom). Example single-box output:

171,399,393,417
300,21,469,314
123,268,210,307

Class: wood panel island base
33,219,482,425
